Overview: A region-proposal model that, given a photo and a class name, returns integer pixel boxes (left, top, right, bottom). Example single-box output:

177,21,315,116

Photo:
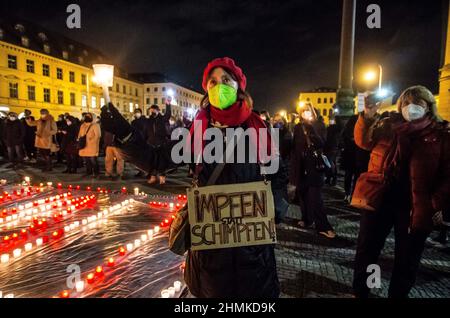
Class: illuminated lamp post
92,64,114,106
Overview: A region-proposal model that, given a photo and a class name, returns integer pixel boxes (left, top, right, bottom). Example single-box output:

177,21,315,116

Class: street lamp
93,64,114,104
363,64,383,90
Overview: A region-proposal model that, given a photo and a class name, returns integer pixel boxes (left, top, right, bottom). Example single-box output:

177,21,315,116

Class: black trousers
298,185,333,232
38,148,52,170
344,169,359,196
149,144,169,177
83,156,99,176
353,200,429,298
66,153,78,172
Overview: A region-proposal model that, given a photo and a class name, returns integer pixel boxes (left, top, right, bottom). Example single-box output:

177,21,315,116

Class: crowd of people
0,97,187,184
0,57,449,299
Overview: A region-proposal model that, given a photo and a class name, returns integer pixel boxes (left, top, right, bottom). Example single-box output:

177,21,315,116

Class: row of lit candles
161,281,183,298
0,192,73,230
1,194,95,254
58,222,161,298
0,195,98,266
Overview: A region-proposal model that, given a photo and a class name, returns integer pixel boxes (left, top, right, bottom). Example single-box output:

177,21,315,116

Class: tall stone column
336,0,356,118
439,0,450,121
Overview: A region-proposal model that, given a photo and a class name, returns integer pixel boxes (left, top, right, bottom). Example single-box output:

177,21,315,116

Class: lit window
9,83,18,99
57,68,63,80
43,88,51,103
43,64,50,77
28,86,36,101
129,102,134,113
69,71,75,83
8,55,17,69
26,60,35,73
58,91,64,105
91,96,97,108
82,95,87,107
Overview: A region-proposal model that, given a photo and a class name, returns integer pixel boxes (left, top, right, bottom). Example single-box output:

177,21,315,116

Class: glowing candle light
59,290,70,298
168,287,175,297
47,182,53,187
1,254,9,263
154,226,160,233
141,234,148,242
147,229,154,237
87,273,95,284
107,258,115,267
134,188,139,196
95,266,104,276
161,290,170,298
174,281,182,292
24,176,31,183
36,238,43,246
126,243,133,252
57,183,62,189
24,243,33,252
134,239,141,247
75,281,85,292
13,248,22,258
64,226,71,232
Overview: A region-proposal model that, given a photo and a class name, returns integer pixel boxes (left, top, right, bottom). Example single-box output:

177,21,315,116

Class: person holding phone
352,86,450,298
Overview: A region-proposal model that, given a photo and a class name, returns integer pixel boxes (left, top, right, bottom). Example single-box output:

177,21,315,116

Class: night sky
0,0,444,114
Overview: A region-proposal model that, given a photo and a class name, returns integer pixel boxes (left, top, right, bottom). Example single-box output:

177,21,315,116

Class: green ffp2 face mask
208,84,238,110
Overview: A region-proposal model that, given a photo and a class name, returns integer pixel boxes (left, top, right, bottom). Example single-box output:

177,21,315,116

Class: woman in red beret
184,57,283,298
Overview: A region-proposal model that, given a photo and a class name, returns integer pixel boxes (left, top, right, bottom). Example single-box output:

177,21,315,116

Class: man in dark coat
3,112,25,168
324,117,342,186
21,109,37,162
146,100,172,185
131,108,148,177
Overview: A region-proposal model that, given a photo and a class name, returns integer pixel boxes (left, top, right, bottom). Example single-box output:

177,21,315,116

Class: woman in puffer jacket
183,57,282,298
352,86,450,298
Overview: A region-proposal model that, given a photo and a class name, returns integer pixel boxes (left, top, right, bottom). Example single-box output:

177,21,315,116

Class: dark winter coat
184,122,281,299
131,116,148,141
290,120,327,188
61,123,80,155
146,105,171,146
3,119,25,147
354,113,450,232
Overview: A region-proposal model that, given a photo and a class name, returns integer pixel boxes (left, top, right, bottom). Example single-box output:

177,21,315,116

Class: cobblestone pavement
2,161,449,298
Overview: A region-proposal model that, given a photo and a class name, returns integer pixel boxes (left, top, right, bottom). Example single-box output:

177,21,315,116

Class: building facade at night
298,87,337,125
133,73,203,119
0,17,143,118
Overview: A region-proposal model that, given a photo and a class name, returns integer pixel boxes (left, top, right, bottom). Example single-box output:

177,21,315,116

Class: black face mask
84,117,93,123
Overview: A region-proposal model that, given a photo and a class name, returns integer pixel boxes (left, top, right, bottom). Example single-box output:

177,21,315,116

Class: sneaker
147,176,157,184
343,195,351,204
319,230,336,239
159,176,166,185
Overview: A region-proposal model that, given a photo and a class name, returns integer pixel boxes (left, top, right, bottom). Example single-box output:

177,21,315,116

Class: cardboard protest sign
187,181,277,251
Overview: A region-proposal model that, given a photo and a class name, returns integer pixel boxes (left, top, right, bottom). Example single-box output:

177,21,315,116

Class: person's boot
147,176,157,184
159,176,166,185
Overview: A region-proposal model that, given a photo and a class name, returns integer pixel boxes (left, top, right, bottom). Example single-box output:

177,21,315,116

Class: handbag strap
83,124,93,138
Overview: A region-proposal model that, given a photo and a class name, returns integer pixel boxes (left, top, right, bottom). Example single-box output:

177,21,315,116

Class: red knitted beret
202,57,247,92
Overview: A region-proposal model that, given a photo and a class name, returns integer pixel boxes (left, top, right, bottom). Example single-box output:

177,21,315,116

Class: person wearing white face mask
291,103,336,239
352,86,450,298
3,112,25,169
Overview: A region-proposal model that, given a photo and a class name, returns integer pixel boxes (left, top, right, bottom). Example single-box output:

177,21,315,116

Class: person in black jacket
291,104,335,239
60,115,80,174
3,112,25,169
324,117,342,186
21,109,37,162
131,108,148,177
146,100,172,185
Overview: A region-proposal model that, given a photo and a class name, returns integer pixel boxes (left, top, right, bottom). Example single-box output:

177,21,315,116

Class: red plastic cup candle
121,187,127,194
95,266,104,276
107,258,115,267
119,247,126,256
87,273,95,284
57,183,62,189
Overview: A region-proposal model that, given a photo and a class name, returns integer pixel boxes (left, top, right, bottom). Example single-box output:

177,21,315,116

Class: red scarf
190,101,272,163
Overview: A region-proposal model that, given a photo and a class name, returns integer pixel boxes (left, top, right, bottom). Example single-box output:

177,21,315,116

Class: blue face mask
273,122,284,129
